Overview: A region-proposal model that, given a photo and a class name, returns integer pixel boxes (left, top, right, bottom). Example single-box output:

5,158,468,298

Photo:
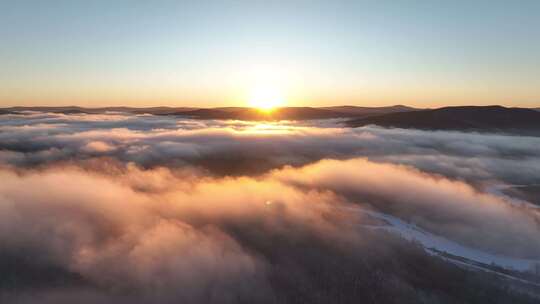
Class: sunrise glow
2,2,540,302
247,86,285,111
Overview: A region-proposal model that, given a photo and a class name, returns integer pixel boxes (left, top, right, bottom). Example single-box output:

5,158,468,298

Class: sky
1,0,539,108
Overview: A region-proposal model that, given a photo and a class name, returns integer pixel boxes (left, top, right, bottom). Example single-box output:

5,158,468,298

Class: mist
1,112,540,303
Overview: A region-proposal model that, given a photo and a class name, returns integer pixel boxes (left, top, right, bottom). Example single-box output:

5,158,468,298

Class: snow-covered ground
343,205,540,273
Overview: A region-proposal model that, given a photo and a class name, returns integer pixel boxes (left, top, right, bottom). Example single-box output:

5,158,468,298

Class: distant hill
181,107,346,120
322,105,418,117
347,106,540,134
5,106,539,128
170,105,419,120
3,106,199,115
0,105,418,120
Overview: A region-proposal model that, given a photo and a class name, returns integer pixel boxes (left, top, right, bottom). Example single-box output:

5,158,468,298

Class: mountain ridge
347,105,540,134
0,105,418,120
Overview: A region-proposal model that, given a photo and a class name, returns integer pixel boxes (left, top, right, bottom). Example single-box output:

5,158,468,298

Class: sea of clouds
1,112,539,303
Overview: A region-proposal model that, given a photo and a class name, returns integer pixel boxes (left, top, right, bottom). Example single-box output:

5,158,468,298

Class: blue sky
1,0,539,107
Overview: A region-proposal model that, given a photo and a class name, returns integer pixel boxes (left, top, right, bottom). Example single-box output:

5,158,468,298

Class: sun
248,86,285,112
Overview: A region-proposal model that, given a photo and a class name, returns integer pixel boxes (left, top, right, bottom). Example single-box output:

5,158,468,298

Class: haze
1,0,540,108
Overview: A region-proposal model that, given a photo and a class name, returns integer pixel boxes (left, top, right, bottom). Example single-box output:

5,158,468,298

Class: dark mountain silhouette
4,106,199,115
322,105,418,116
179,105,419,120
4,106,540,130
181,107,348,120
347,106,540,134
1,105,418,120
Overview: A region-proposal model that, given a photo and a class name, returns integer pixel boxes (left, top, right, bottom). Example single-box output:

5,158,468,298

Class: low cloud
2,113,540,186
0,157,539,302
274,158,540,257
0,162,348,303
1,112,540,302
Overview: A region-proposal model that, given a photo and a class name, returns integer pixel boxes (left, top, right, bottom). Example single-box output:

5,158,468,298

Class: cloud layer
1,112,540,303
2,112,540,186
0,159,539,301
